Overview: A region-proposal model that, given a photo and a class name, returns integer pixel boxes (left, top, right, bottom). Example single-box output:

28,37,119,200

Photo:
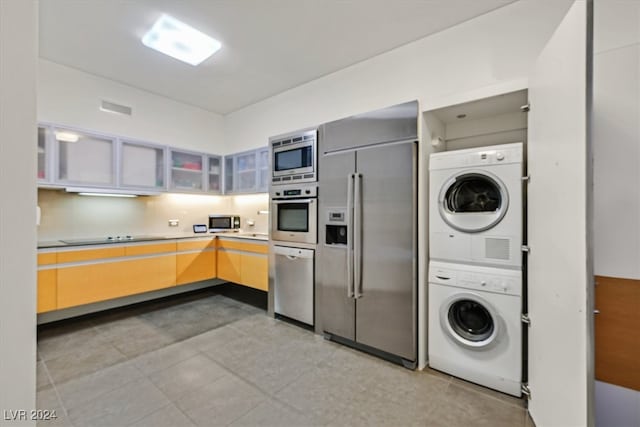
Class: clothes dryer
428,261,522,396
429,143,523,268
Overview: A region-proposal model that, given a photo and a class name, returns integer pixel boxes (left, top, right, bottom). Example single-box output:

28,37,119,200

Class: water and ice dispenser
325,208,348,245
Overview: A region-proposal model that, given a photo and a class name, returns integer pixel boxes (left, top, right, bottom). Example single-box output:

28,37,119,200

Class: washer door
438,170,508,233
440,292,502,350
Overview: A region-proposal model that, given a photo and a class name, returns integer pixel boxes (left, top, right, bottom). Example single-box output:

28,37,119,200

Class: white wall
223,1,573,153
593,1,640,426
593,1,640,280
0,0,37,423
38,60,225,154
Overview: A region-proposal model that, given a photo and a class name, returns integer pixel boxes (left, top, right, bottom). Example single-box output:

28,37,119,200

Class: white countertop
38,231,268,249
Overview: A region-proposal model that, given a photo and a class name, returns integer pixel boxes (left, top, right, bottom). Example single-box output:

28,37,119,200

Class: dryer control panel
429,261,522,297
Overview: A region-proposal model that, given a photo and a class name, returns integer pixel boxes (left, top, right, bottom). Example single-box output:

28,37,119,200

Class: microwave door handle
346,173,355,299
354,173,363,299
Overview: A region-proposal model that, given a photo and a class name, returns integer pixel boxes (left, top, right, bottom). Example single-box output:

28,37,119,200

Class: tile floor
37,287,530,427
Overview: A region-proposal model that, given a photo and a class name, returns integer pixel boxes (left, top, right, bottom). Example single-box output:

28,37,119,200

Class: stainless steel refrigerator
317,101,418,368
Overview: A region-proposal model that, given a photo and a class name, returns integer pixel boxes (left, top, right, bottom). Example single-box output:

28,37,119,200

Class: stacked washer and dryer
428,142,524,397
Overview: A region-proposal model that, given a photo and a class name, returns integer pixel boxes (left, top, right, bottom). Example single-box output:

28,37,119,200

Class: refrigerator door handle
346,173,355,298
354,173,363,299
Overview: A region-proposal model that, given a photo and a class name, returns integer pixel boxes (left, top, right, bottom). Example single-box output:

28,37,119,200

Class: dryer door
438,170,508,233
440,292,502,350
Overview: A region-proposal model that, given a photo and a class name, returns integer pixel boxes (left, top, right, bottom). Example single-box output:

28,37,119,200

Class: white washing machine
428,261,522,397
429,143,523,268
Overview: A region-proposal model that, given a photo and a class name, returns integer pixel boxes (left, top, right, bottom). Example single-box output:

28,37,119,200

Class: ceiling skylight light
142,14,221,66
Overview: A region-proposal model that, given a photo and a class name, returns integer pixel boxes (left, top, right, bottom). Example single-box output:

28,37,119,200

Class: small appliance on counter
208,215,240,232
193,224,208,233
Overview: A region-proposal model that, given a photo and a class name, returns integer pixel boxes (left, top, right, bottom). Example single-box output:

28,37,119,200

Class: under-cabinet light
142,14,221,66
55,131,79,143
77,192,137,198
65,187,161,196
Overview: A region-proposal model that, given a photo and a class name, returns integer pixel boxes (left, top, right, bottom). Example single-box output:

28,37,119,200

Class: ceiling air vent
100,100,132,116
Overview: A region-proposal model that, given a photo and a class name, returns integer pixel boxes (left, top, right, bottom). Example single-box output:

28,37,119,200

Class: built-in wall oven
270,128,317,185
270,184,317,245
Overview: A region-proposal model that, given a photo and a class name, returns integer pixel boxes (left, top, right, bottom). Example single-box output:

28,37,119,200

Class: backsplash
37,189,269,241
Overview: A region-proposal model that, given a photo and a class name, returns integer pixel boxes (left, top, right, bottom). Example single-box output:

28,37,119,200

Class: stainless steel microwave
208,215,240,232
270,128,317,185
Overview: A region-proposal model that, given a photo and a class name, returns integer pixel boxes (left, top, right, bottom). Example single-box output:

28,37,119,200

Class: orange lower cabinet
176,250,216,285
177,239,215,252
125,242,176,257
57,255,176,309
217,250,242,283
240,253,268,291
37,252,57,266
57,247,126,263
218,239,268,254
37,269,57,313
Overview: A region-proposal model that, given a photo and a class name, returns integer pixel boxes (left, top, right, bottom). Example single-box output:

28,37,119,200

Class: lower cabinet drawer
57,255,177,309
176,251,216,285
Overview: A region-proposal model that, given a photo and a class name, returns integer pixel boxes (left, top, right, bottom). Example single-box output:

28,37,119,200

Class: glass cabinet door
258,147,270,192
121,141,165,189
56,128,115,186
224,156,234,193
207,155,222,193
236,151,257,192
169,150,204,191
37,126,48,182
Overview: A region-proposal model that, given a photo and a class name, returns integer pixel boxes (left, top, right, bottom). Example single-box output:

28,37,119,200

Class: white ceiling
39,0,516,115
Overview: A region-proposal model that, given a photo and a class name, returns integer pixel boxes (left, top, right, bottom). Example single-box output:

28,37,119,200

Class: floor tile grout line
122,401,176,427
193,349,280,425
131,342,200,376
48,358,149,419
150,361,260,427
40,359,73,425
136,365,200,427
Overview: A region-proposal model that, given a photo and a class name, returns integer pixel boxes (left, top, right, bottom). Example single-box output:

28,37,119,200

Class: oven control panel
270,183,317,199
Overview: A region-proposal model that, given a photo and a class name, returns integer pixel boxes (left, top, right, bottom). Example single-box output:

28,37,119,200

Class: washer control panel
429,261,521,296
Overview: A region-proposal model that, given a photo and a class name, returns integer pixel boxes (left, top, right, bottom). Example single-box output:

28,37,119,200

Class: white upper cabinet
120,140,166,190
258,147,270,192
169,149,205,192
38,123,226,194
206,155,223,194
235,150,258,192
37,126,50,183
55,127,116,186
223,147,270,194
224,156,234,193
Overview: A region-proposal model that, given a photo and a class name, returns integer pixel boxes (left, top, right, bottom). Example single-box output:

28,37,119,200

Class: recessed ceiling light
142,14,221,66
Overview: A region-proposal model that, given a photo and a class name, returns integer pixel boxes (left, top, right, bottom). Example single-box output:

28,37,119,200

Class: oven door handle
271,198,316,204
